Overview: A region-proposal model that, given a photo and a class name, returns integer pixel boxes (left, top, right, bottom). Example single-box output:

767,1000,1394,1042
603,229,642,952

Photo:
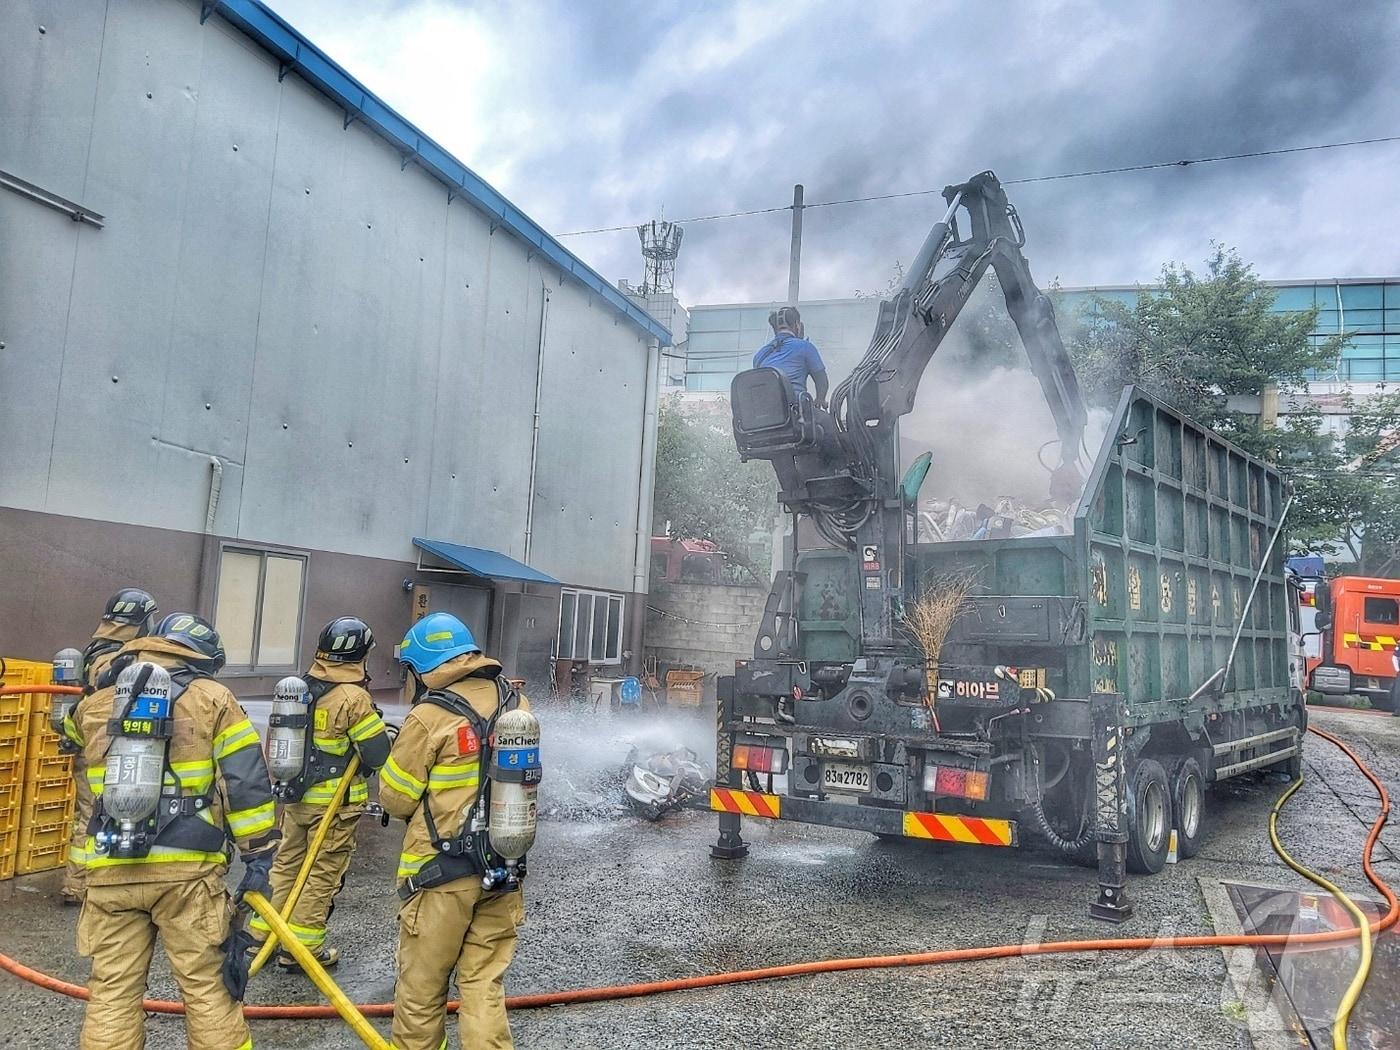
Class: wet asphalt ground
0,705,1395,1049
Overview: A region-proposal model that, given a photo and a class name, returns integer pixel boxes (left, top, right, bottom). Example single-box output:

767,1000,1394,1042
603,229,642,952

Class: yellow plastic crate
0,828,16,881
16,818,68,875
20,792,73,830
0,782,20,836
23,773,74,811
0,734,27,767
26,726,71,760
0,760,21,789
25,753,73,783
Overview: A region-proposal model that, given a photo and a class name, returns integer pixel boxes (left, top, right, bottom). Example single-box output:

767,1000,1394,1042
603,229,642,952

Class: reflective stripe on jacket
295,681,390,806
378,652,529,885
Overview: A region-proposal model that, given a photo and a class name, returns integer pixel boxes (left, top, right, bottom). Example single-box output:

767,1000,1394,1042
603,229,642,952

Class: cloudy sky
272,0,1400,305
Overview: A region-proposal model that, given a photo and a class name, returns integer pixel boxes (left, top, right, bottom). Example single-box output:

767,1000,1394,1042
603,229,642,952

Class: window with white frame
556,589,624,664
214,547,307,671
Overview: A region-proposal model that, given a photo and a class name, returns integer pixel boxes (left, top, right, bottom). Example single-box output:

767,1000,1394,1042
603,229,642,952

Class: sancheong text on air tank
719,171,1307,920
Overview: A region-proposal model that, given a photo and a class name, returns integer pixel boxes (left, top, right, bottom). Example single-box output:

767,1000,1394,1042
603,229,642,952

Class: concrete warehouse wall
0,0,660,682
645,582,768,682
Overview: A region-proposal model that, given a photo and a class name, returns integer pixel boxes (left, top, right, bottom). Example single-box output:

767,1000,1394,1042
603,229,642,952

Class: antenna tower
637,220,683,294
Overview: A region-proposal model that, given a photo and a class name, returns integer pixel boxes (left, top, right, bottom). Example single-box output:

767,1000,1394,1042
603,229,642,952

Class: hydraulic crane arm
833,170,1087,494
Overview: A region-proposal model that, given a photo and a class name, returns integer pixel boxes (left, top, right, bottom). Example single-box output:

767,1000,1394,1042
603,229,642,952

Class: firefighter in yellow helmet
380,612,535,1050
71,613,278,1050
59,588,159,906
248,616,390,969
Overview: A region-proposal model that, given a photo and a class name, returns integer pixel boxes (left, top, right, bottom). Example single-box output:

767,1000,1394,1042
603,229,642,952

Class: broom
902,570,980,732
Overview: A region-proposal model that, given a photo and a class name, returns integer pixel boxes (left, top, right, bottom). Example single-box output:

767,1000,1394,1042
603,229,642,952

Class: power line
556,134,1400,238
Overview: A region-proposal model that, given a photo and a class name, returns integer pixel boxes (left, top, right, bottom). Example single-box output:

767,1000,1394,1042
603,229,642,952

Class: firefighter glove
235,847,275,903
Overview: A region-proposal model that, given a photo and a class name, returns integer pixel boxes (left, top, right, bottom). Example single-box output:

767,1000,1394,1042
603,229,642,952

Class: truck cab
1310,575,1400,710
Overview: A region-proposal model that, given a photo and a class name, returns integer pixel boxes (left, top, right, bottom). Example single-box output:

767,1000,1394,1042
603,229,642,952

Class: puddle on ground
1227,881,1399,1049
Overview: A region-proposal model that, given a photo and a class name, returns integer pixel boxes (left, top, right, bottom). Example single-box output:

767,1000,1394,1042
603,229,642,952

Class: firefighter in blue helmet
381,612,532,1050
753,305,828,406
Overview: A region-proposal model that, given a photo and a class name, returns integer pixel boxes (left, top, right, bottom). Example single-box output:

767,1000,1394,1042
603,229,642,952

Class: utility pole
787,183,804,305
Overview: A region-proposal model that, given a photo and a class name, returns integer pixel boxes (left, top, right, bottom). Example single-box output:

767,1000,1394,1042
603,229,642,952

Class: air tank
267,676,311,785
102,663,172,824
50,648,84,734
487,707,541,864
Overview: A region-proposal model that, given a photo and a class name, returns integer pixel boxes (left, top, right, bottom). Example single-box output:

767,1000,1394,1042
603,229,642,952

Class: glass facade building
682,279,1400,391
1055,279,1400,383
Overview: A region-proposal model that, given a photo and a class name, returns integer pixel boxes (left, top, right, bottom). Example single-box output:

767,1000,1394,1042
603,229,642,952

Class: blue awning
413,537,561,586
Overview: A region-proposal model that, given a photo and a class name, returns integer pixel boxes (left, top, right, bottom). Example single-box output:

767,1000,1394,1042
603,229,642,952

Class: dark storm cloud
275,0,1400,302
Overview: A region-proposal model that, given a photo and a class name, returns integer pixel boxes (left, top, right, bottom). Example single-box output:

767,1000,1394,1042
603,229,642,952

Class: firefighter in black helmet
71,612,278,1050
60,589,160,906
248,616,390,970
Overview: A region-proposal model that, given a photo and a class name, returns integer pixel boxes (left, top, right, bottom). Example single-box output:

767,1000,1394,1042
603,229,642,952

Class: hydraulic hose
248,754,362,978
244,892,391,1049
0,723,1391,1031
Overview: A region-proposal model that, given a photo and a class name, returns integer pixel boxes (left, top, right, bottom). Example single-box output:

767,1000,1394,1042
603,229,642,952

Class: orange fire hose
0,711,1390,1021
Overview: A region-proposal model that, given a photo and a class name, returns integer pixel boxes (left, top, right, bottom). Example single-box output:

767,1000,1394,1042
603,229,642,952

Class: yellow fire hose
1268,770,1372,1049
248,754,362,978
244,891,391,1049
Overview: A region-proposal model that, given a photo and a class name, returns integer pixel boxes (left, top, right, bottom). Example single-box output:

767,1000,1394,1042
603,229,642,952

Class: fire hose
246,754,361,978
0,687,1392,1046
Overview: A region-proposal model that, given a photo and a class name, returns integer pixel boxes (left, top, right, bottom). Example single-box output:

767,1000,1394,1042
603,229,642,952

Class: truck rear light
923,764,989,801
732,744,788,774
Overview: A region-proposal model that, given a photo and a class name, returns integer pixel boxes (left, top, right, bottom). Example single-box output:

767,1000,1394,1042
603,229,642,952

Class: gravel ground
0,705,1394,1049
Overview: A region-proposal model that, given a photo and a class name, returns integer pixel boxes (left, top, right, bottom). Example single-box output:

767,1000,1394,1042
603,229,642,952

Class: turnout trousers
392,880,523,1050
77,872,250,1050
248,802,361,950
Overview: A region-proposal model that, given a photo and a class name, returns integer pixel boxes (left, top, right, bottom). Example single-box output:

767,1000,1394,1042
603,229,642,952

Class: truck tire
1169,756,1206,859
1125,758,1171,875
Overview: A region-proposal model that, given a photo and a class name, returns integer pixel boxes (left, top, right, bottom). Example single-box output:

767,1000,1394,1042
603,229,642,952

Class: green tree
1056,247,1400,555
1064,246,1338,429
651,395,776,585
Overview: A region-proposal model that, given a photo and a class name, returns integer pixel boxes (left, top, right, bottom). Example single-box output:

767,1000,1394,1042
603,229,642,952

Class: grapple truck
716,172,1305,919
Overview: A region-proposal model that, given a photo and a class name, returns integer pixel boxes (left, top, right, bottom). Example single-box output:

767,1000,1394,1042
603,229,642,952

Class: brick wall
644,581,768,685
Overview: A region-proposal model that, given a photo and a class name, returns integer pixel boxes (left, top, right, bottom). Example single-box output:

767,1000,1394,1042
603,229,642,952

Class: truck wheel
1169,757,1206,859
1125,758,1171,875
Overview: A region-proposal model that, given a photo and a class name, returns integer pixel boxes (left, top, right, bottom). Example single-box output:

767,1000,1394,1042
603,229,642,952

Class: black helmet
768,305,801,334
102,588,158,628
316,617,375,663
152,613,226,673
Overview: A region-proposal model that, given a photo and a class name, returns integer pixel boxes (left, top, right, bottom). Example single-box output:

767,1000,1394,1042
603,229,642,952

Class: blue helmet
398,612,479,674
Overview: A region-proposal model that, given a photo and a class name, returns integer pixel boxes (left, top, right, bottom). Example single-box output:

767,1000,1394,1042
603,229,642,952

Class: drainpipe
523,287,550,564
205,456,224,532
196,456,224,618
628,339,662,671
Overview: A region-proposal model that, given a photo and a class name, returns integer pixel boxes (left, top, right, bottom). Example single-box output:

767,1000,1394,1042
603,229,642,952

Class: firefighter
248,616,391,969
380,612,531,1050
60,588,159,906
71,613,278,1050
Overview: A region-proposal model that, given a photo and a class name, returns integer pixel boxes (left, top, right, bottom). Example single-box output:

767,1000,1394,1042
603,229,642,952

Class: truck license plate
822,761,871,793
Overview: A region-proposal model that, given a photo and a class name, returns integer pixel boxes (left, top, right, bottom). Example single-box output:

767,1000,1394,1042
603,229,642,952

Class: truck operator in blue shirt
752,305,829,407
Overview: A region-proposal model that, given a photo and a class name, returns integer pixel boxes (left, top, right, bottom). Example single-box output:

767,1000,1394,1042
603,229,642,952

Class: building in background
0,0,669,696
681,298,882,393
677,280,1400,433
1058,278,1400,435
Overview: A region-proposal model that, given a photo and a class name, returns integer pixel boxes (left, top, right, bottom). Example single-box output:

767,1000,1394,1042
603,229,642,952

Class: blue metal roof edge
413,537,561,585
203,0,671,346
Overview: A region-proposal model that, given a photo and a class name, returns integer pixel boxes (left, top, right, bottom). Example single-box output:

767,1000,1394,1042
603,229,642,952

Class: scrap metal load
721,171,1305,919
